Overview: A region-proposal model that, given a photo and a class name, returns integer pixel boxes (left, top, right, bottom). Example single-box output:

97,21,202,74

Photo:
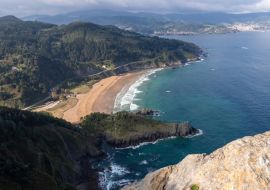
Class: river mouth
98,31,270,190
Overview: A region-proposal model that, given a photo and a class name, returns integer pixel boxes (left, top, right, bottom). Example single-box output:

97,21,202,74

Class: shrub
191,184,200,190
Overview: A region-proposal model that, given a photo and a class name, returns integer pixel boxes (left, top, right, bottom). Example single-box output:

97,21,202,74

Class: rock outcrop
135,109,161,117
106,122,199,148
82,112,199,149
123,131,270,190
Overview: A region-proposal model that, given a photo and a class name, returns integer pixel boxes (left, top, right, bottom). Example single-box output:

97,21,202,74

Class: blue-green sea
98,31,270,190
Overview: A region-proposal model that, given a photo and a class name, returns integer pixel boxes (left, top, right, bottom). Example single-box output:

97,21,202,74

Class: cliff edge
123,131,270,190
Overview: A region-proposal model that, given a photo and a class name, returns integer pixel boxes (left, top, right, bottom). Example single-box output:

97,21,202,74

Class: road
23,57,159,110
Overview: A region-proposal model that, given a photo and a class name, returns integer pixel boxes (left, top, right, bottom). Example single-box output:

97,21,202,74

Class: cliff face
82,112,199,148
123,131,270,190
106,122,198,148
0,108,199,190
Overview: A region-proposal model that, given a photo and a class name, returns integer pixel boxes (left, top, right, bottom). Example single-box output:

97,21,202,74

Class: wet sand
62,71,147,123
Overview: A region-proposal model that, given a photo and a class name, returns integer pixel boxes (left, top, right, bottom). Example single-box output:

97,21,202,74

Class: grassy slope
81,112,196,146
82,112,164,138
0,16,201,108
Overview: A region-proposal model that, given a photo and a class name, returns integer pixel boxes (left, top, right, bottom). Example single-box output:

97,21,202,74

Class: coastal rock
135,109,161,117
122,131,270,190
106,122,198,148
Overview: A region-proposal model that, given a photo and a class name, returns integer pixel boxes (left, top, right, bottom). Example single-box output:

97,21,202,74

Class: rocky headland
135,109,161,117
123,131,270,190
81,112,199,148
106,122,199,148
0,107,198,190
106,122,198,148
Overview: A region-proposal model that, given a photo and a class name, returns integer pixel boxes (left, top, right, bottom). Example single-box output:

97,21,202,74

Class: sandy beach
62,71,147,123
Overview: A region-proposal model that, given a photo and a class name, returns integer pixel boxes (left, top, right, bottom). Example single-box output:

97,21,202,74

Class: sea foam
99,163,130,190
185,129,204,138
114,68,163,112
116,136,177,150
116,129,203,150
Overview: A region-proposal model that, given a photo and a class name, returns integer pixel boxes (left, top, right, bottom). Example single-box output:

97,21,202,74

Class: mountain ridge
24,10,270,25
23,10,270,35
0,15,201,108
0,15,22,23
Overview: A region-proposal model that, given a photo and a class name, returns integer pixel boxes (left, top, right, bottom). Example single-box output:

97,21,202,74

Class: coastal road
24,57,160,110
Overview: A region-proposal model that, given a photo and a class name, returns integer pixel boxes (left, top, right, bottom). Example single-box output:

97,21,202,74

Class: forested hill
0,16,201,108
0,106,197,190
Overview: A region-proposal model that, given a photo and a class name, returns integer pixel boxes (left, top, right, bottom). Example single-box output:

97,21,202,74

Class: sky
0,0,270,17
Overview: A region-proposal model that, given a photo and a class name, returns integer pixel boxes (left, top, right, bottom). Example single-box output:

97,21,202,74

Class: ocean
97,31,270,190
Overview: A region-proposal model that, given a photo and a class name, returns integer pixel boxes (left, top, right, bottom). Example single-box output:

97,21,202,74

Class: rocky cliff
105,122,198,148
82,112,199,148
123,131,270,190
0,107,199,190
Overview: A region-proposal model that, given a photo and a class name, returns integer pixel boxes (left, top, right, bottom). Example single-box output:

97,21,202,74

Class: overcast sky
1,0,270,17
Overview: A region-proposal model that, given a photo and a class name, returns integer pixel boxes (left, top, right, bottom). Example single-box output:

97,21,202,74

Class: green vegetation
82,111,165,138
70,80,97,94
191,184,200,190
0,15,201,108
0,107,196,189
0,106,101,190
80,112,197,147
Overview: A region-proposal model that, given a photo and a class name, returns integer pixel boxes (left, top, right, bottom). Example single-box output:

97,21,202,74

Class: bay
99,31,270,190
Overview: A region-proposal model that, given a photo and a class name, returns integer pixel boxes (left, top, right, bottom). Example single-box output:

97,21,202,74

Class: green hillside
0,107,102,190
0,16,201,108
0,107,197,190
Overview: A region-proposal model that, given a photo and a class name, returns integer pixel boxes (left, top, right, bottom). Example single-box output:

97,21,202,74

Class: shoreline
35,59,204,123
62,70,154,123
113,68,163,113
115,129,203,150
112,58,205,114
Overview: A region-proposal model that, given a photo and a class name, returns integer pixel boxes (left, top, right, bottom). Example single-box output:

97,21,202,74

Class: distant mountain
162,12,270,24
0,15,22,23
0,16,201,108
24,10,270,35
24,10,270,25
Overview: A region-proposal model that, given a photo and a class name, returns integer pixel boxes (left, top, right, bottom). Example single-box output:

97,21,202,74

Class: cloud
0,0,269,17
241,0,270,12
